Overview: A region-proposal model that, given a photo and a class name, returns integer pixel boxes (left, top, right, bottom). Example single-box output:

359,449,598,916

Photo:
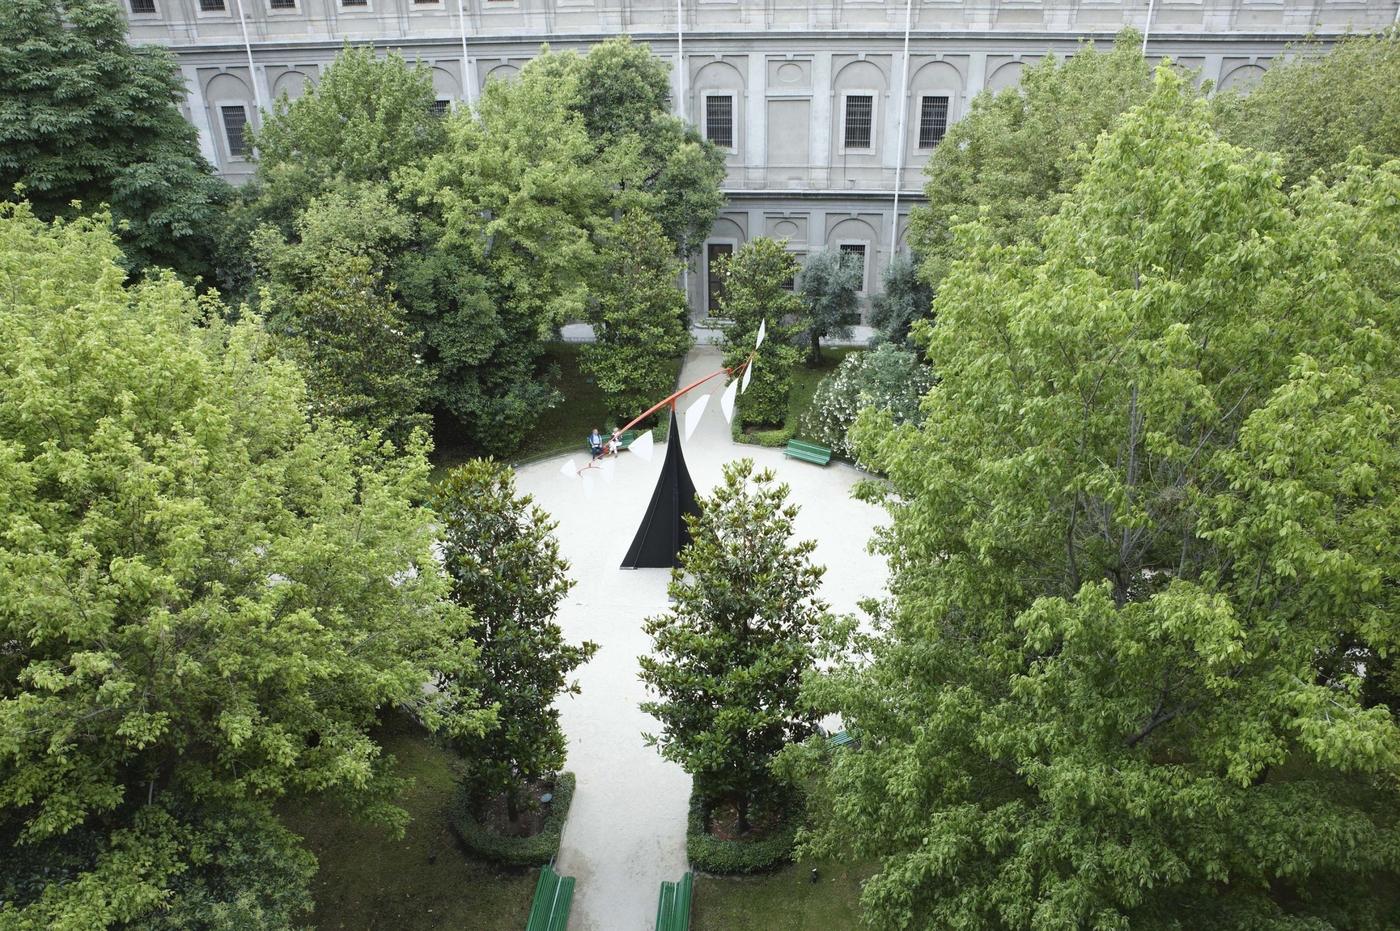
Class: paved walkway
514,346,887,931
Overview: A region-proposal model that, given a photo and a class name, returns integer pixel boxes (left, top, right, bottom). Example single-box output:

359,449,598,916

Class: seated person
588,427,604,458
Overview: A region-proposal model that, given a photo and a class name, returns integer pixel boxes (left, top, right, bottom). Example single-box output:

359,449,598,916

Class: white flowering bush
800,344,933,463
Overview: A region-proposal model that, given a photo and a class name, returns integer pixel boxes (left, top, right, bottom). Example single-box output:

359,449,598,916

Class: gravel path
514,346,888,931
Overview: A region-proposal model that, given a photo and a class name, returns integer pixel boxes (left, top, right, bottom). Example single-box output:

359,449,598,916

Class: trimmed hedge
731,419,796,449
449,772,575,867
686,789,798,875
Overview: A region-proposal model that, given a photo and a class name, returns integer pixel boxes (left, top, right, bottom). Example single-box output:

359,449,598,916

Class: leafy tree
583,210,694,421
869,251,933,346
250,184,428,442
566,37,726,257
800,343,933,464
435,459,596,818
249,45,447,224
0,204,490,928
796,248,861,363
0,0,229,280
793,72,1400,930
907,30,1158,294
640,460,827,834
1215,28,1400,186
277,256,431,444
408,57,613,452
717,238,805,426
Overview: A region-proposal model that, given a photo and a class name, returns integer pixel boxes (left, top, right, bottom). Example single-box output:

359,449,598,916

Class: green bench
655,871,693,931
525,864,574,931
827,729,858,750
785,438,832,466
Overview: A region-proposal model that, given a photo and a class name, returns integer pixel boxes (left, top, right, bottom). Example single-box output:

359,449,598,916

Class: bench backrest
655,871,694,931
525,866,574,931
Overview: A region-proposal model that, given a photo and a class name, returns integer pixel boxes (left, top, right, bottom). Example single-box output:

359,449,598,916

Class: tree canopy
0,0,228,281
243,40,718,455
641,460,826,832
0,204,489,928
435,459,594,817
717,238,804,426
907,30,1158,296
796,71,1400,930
583,210,694,421
1214,28,1400,187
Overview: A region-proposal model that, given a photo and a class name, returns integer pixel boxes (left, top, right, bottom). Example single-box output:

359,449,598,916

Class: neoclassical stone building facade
123,0,1398,318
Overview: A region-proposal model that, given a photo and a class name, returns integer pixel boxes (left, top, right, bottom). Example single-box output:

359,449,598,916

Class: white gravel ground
514,346,888,931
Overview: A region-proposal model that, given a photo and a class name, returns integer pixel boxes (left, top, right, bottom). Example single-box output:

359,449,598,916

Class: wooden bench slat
785,438,833,466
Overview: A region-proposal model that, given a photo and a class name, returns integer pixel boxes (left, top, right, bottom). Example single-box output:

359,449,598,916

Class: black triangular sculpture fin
621,408,700,569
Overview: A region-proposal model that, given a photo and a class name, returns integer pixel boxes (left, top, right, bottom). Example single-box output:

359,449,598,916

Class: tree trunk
809,329,822,366
737,792,750,835
506,786,520,824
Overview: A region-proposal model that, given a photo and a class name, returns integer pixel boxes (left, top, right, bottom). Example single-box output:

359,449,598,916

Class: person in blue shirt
588,427,603,459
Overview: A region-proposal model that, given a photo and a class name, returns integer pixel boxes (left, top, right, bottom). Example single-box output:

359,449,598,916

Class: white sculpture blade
756,318,767,349
720,378,738,423
741,359,754,394
560,457,579,478
630,428,655,461
684,394,709,441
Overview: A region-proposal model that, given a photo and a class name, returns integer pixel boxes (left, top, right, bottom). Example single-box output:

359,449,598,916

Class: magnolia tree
435,459,596,819
640,460,827,834
717,239,805,426
583,210,693,421
790,71,1400,929
0,205,489,928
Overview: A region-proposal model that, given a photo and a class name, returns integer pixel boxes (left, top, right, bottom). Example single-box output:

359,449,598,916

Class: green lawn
281,716,534,931
691,858,869,930
737,347,861,447
431,342,683,482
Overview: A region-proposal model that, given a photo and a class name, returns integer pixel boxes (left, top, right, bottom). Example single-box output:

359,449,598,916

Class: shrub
685,789,798,875
800,344,933,463
449,772,575,867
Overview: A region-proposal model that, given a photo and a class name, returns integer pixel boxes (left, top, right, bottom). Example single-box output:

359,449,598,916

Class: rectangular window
430,99,451,116
839,243,867,295
221,106,249,158
707,242,734,315
843,95,873,150
198,0,225,9
341,0,367,5
705,95,734,150
129,0,156,12
918,96,949,148
269,0,295,8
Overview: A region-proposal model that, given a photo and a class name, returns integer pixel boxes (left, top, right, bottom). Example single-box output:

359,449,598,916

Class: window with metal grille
705,95,734,150
269,0,295,8
843,95,873,149
918,96,949,148
198,0,225,10
129,0,156,13
839,243,867,290
341,0,367,6
707,242,733,315
221,106,249,158
430,100,451,116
